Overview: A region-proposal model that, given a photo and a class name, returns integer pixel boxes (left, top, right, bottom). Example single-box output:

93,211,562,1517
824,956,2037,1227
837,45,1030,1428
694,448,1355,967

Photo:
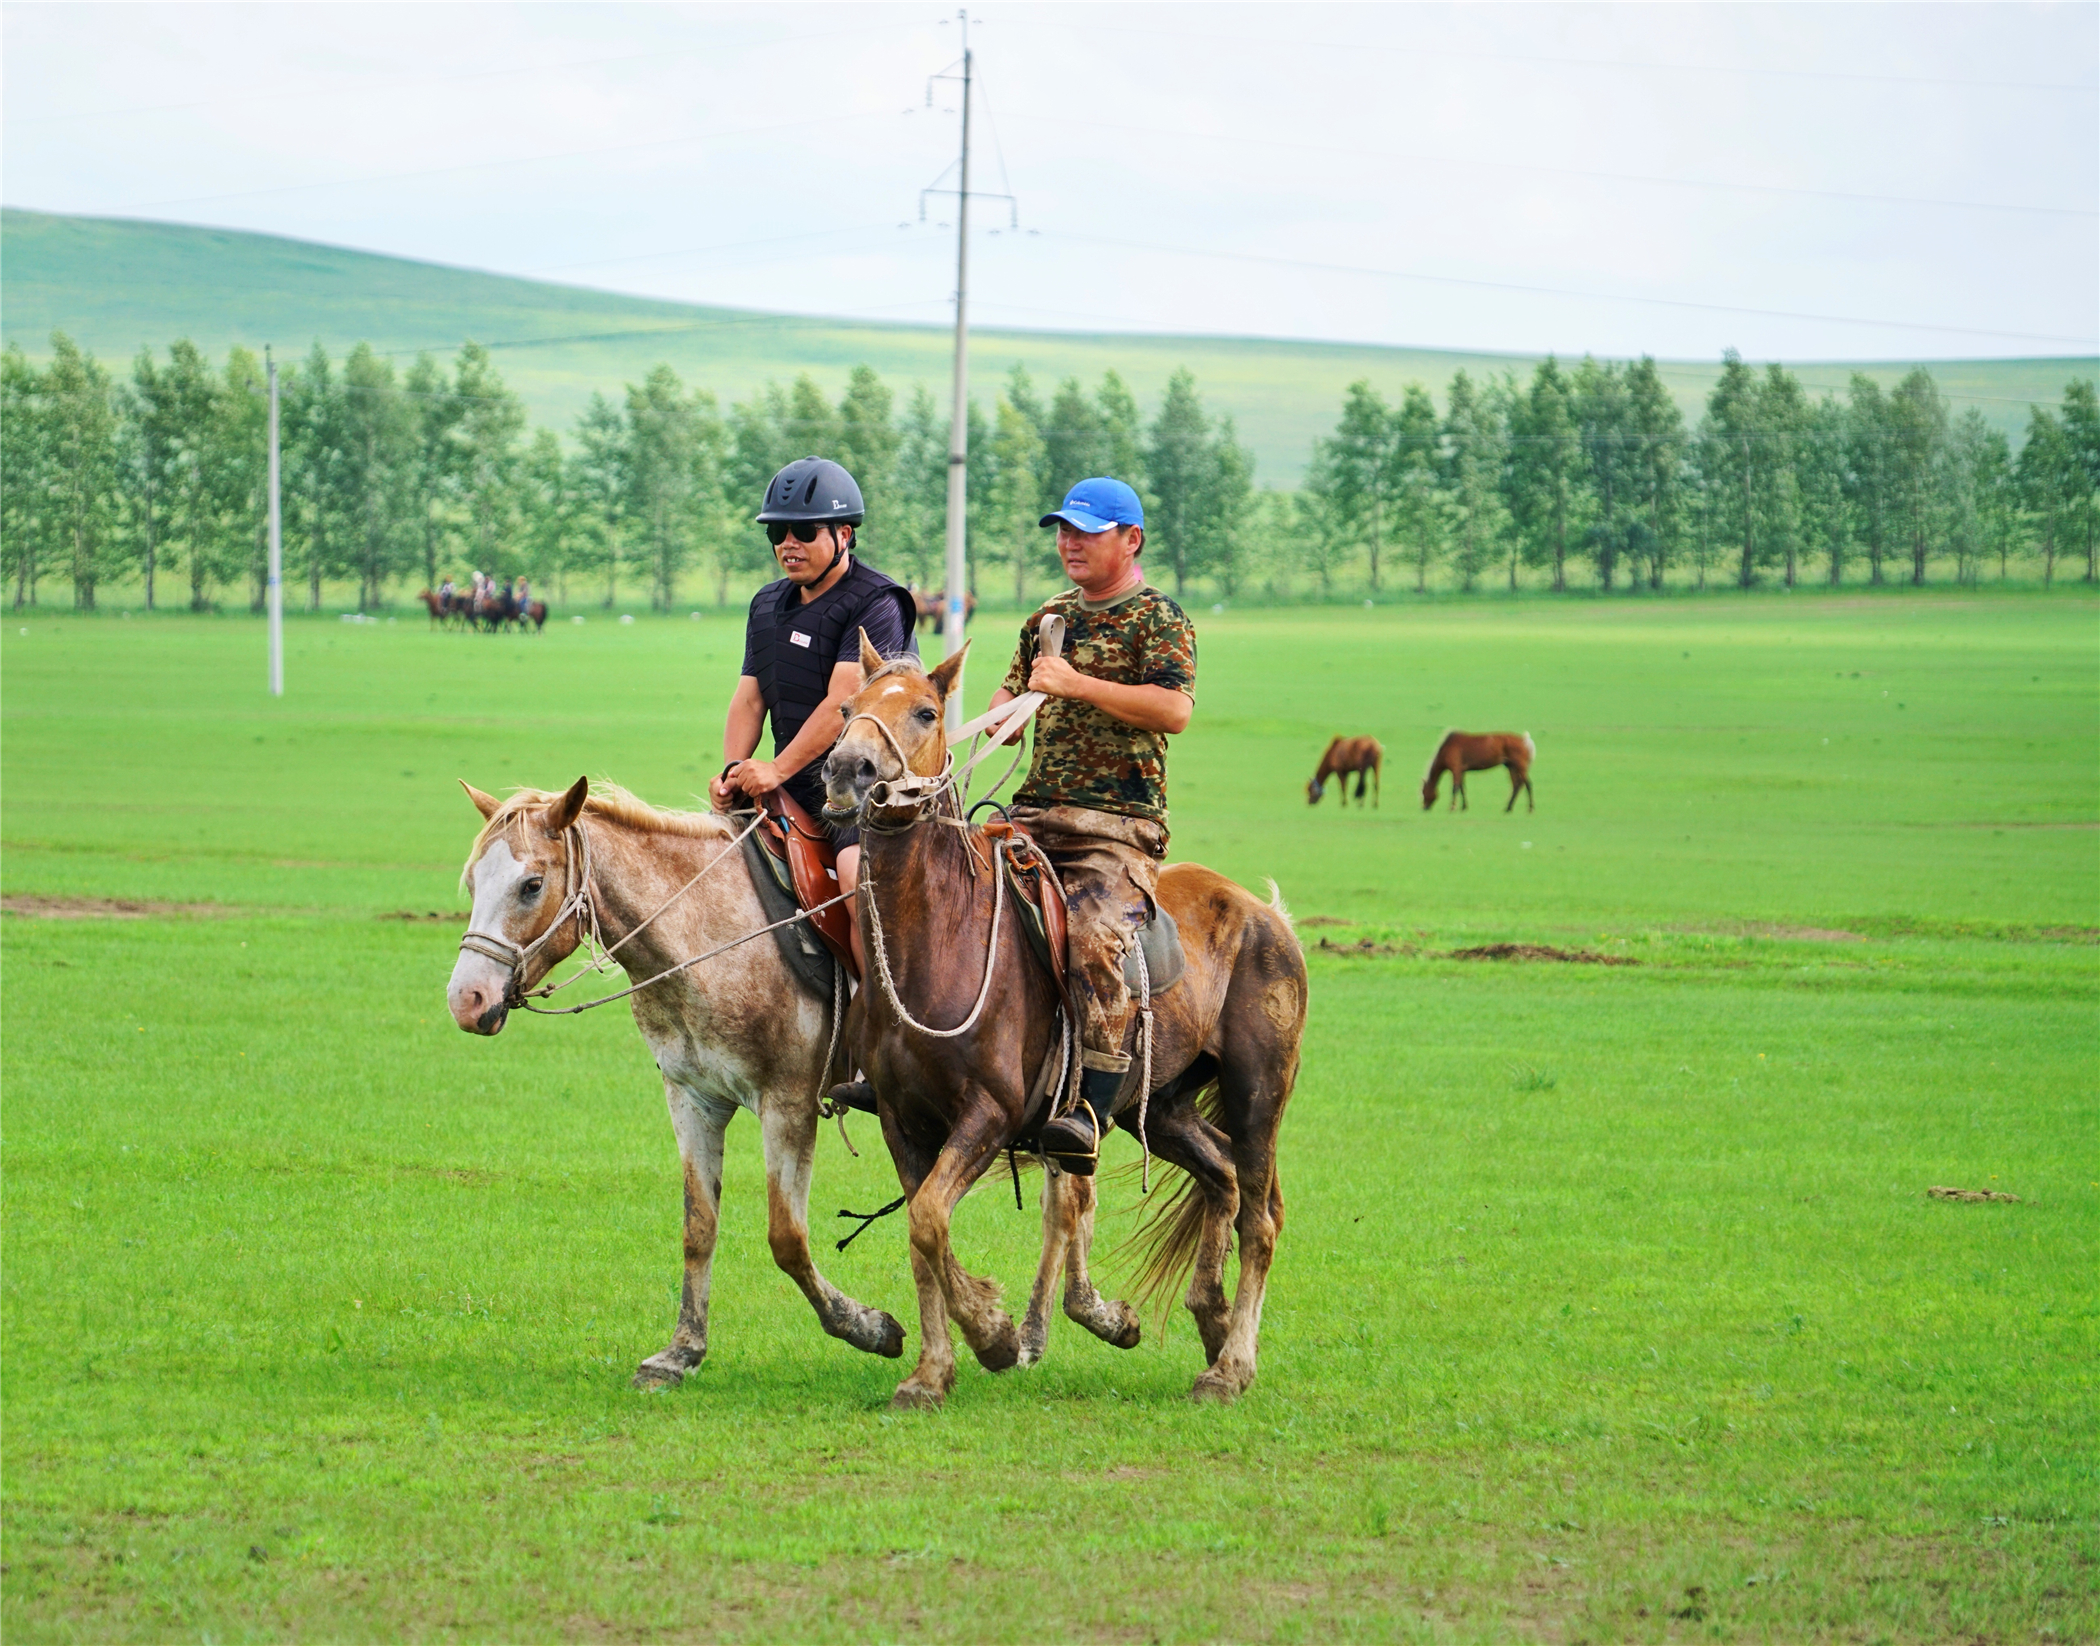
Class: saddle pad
1127,902,1186,995
738,826,839,1004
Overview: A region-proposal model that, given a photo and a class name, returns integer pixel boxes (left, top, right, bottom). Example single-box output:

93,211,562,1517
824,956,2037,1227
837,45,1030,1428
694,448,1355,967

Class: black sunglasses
766,521,833,547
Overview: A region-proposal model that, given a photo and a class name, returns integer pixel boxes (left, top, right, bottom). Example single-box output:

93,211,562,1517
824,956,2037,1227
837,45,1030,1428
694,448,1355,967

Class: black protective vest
748,556,919,756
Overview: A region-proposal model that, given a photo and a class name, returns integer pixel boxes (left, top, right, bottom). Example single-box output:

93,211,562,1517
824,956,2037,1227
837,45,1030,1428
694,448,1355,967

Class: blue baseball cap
1040,477,1144,533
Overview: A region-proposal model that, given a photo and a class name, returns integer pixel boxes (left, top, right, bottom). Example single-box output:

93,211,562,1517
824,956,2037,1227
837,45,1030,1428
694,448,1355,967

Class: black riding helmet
756,456,865,526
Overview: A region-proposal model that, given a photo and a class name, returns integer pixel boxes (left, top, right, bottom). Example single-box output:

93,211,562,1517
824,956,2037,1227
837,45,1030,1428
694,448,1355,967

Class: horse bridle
457,821,602,1010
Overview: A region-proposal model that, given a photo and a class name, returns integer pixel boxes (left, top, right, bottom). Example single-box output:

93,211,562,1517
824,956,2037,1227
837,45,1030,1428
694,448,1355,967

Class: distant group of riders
421,572,548,632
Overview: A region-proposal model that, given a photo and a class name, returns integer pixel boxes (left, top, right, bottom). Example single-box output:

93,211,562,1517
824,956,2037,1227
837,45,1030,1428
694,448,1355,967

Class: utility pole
266,347,283,697
923,13,1015,732
942,16,972,731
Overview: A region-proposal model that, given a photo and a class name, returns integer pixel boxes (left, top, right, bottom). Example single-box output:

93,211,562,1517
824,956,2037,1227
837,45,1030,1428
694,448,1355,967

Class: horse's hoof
973,1317,1021,1373
1190,1368,1242,1404
865,1301,907,1360
890,1381,945,1411
1107,1305,1142,1351
633,1345,703,1390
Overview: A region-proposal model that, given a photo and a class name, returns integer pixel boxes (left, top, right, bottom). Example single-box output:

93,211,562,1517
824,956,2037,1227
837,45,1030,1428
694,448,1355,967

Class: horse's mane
1424,730,1458,783
463,782,729,878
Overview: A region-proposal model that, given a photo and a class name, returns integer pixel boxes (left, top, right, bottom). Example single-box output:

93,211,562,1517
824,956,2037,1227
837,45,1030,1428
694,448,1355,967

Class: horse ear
543,776,589,834
461,781,500,820
858,627,883,680
926,640,969,701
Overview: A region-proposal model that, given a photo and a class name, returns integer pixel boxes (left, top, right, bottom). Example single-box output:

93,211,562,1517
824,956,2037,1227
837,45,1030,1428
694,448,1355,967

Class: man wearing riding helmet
708,456,917,974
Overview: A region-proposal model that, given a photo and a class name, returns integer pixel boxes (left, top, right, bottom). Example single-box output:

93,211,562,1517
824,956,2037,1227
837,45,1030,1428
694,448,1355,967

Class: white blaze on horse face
833,675,942,801
448,838,538,1031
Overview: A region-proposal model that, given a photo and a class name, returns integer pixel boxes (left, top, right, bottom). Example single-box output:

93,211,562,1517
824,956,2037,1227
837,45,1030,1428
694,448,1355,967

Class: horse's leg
1525,769,1535,811
1192,965,1300,1404
1373,760,1381,808
759,1089,906,1358
1059,1170,1141,1349
902,1097,1019,1395
1505,763,1522,812
634,1086,734,1389
885,1115,956,1410
1451,768,1465,811
1018,1166,1076,1367
1142,1101,1239,1366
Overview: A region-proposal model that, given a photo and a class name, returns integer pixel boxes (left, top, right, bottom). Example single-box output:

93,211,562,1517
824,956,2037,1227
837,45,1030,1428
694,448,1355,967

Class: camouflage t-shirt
999,583,1196,830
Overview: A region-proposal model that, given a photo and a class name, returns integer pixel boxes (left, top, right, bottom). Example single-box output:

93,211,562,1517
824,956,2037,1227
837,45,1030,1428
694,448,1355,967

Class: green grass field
7,208,2091,480
3,591,2096,1641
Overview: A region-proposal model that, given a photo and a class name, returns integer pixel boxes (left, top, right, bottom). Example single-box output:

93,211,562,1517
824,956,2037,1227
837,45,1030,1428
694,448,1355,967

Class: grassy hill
4,208,2090,483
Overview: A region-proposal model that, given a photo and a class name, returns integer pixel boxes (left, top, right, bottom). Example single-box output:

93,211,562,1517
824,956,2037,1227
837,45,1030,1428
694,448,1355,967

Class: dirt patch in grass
1447,943,1639,967
1,894,234,920
1315,936,1419,958
1298,915,1351,928
1749,924,1865,943
379,910,456,923
1927,1185,2021,1203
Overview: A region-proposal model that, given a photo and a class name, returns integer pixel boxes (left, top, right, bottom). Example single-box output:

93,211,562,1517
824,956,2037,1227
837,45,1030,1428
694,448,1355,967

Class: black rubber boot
1039,1068,1121,1177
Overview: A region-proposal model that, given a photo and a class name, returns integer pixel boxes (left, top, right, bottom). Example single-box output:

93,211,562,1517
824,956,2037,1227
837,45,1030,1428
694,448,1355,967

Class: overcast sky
5,2,2094,361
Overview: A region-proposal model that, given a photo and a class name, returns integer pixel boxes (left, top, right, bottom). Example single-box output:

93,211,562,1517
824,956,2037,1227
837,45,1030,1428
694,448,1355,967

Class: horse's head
448,776,590,1035
1420,774,1439,810
1306,776,1324,805
822,634,968,819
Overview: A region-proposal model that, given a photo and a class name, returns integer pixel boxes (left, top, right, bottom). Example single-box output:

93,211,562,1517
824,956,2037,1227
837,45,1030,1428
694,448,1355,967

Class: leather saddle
986,820,1184,1008
751,788,858,981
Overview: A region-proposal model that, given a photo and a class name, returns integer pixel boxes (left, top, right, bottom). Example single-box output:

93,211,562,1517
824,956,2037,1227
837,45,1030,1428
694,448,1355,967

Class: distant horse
1307,736,1381,808
1422,732,1535,812
418,588,467,628
910,585,978,636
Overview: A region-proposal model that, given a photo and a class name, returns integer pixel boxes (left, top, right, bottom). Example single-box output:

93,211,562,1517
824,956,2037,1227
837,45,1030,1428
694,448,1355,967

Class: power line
1022,228,2098,350
1025,17,2099,94
995,109,2096,220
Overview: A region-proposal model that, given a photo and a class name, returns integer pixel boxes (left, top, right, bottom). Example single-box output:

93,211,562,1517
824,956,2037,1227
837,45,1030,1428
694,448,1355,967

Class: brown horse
822,640,1307,1409
445,780,904,1386
1422,731,1535,812
909,585,978,636
1307,736,1381,808
418,588,464,627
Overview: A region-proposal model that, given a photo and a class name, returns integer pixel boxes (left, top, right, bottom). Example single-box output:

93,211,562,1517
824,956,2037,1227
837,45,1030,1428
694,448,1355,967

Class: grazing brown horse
1307,736,1382,808
822,640,1307,1409
1422,731,1536,812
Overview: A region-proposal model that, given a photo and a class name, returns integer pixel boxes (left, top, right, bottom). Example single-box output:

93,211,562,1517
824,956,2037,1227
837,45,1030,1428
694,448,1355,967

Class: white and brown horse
1422,731,1536,812
446,779,904,1387
822,642,1308,1409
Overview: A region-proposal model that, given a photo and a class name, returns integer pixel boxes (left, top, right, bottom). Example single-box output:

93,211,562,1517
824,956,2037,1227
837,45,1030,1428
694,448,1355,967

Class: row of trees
1300,354,2100,595
5,329,2093,612
0,333,1254,612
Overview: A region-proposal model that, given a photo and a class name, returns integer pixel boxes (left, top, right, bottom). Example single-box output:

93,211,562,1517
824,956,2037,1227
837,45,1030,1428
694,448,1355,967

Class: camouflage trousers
1008,804,1167,1074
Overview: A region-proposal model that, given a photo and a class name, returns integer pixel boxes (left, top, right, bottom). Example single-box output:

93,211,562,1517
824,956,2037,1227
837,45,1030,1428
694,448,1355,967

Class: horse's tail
1116,1075,1229,1320
1521,732,1536,763
1264,878,1299,949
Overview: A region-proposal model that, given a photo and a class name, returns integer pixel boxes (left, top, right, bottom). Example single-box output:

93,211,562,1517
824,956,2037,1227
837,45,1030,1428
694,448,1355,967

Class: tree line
3,329,2092,613
0,333,1251,613
1298,353,2100,595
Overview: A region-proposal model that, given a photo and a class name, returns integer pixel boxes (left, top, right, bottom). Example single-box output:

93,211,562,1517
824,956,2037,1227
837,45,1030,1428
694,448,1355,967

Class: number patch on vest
789,630,812,648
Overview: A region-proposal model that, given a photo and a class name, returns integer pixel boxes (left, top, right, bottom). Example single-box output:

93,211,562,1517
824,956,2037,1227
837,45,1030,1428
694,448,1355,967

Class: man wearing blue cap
984,477,1197,1174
